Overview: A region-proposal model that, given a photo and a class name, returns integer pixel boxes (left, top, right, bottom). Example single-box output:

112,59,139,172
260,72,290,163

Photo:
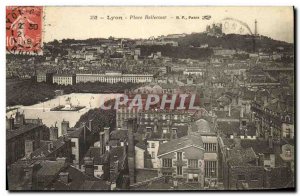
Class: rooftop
227,147,257,166
36,160,65,177
7,123,43,140
31,137,69,158
157,133,203,157
53,165,107,190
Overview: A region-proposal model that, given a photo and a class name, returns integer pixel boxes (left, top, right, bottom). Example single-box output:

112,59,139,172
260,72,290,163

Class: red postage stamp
6,6,43,55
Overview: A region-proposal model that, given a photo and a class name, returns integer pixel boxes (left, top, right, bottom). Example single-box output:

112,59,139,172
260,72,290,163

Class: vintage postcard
6,6,295,191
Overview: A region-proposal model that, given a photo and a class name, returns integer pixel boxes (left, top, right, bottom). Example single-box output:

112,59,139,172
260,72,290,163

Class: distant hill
167,33,293,52
138,45,213,60
45,32,293,60
137,33,293,60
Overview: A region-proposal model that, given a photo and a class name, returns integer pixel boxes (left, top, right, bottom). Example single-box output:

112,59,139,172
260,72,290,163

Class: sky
43,6,294,43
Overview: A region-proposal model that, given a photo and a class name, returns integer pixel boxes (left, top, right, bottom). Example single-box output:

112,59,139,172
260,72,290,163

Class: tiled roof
7,124,43,140
241,139,276,154
31,137,69,158
36,160,65,177
52,165,102,190
135,142,147,150
138,124,188,141
191,119,211,133
157,134,203,156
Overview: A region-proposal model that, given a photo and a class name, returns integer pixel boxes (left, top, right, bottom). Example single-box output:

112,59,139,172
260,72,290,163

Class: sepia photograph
5,6,295,191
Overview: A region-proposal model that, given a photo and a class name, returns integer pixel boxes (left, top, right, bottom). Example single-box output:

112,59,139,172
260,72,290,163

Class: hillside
170,33,293,52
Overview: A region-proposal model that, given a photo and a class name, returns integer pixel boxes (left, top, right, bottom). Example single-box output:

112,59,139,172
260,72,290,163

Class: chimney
25,140,35,157
240,106,244,118
228,104,231,117
89,119,92,131
6,116,14,130
59,172,70,184
127,118,136,184
268,136,273,149
23,163,40,190
15,111,25,126
99,131,105,155
82,122,87,144
56,157,67,164
257,153,264,166
84,157,94,177
61,120,70,135
49,126,58,141
154,118,158,133
104,127,110,145
48,142,54,151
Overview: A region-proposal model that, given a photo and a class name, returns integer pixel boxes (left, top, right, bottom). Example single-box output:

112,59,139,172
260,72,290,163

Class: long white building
76,72,153,84
53,74,76,86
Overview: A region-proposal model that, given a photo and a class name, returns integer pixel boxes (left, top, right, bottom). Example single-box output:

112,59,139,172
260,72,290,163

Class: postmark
6,6,43,55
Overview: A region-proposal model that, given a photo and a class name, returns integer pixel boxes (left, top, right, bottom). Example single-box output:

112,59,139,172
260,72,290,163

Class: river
6,93,122,136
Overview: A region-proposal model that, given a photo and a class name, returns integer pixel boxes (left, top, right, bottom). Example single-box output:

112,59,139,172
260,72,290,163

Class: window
151,143,155,148
213,144,217,151
242,120,247,126
94,165,98,170
188,173,199,182
238,175,246,181
177,152,182,161
162,158,172,168
188,159,198,168
146,127,152,132
204,161,217,177
177,166,182,175
264,154,270,160
151,152,155,158
204,143,217,152
71,142,76,147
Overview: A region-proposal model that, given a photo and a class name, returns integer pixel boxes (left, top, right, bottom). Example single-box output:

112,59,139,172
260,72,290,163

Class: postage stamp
6,6,43,55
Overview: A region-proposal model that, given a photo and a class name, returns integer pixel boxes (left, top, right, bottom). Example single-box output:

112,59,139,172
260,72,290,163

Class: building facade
76,72,153,84
53,74,76,86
